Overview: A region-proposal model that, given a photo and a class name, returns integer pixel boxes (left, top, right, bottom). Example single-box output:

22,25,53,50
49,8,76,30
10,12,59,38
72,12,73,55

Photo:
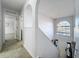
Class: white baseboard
23,44,35,58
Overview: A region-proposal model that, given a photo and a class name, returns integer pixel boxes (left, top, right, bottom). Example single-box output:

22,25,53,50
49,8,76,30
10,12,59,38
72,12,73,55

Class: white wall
74,0,79,57
36,12,58,58
74,16,79,58
0,0,3,51
23,5,35,57
23,0,38,57
37,28,59,58
38,13,54,40
18,16,23,40
37,0,60,57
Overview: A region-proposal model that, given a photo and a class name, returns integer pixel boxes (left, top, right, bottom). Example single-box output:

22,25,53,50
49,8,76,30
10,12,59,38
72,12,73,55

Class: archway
23,5,35,57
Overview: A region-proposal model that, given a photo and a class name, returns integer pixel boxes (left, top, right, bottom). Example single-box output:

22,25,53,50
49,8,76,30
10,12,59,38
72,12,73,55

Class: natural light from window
56,21,70,36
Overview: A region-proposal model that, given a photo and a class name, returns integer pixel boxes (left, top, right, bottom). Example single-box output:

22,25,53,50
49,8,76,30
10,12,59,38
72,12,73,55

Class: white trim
23,44,35,58
3,8,19,16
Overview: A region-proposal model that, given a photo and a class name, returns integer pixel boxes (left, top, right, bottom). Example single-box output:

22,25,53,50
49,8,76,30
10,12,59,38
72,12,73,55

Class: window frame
56,21,70,37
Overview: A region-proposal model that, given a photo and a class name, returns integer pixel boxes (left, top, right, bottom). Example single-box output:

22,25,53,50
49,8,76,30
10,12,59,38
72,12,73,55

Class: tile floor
0,39,32,58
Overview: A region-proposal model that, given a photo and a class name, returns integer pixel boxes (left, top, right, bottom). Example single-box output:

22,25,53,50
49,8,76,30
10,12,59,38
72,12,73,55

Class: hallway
0,39,32,58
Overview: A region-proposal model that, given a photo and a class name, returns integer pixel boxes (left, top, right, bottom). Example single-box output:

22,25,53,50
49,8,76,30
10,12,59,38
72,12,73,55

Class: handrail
38,27,59,58
38,27,54,44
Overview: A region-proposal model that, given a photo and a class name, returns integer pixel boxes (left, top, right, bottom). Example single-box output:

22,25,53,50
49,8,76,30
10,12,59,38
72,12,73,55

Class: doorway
4,12,17,41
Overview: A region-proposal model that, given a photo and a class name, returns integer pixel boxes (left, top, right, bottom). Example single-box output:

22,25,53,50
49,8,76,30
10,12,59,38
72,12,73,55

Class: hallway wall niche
23,4,35,57
24,5,33,27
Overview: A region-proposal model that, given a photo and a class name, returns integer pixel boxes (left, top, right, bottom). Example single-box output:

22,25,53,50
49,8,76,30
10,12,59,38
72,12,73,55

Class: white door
5,14,16,40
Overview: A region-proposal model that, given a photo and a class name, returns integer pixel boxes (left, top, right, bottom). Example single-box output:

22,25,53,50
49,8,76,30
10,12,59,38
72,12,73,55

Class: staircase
37,28,59,58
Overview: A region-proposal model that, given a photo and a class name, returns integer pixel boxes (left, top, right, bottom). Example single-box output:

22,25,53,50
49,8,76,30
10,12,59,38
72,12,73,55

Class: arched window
56,21,70,36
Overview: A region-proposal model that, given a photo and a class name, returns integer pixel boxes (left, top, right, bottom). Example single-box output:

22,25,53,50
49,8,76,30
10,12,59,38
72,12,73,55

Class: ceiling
76,0,79,16
2,0,26,12
2,0,78,17
39,0,75,18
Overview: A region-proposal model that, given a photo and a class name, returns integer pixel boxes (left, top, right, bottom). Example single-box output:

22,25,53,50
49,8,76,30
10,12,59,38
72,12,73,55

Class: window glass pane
56,21,70,36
